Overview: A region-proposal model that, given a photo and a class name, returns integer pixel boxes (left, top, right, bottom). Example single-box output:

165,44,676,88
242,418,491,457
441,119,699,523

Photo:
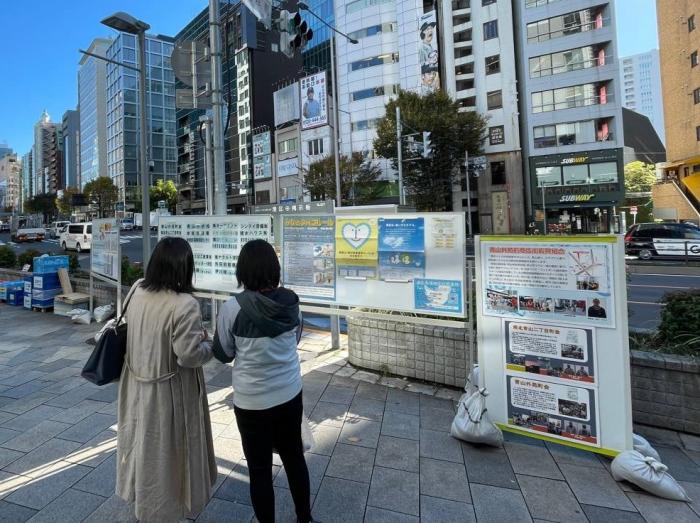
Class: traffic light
273,10,314,58
422,131,432,158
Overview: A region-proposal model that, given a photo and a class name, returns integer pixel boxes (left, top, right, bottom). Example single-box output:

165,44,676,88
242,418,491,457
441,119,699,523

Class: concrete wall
652,182,700,222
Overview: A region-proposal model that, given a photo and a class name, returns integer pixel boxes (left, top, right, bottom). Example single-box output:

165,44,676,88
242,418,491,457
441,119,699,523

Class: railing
530,55,613,79
527,17,610,44
532,93,613,113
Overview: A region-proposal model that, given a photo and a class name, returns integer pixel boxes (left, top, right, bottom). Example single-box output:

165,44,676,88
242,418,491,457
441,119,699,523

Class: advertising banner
253,154,272,180
159,216,271,293
378,218,425,281
253,132,271,157
300,73,328,130
282,216,336,300
414,279,463,314
91,218,120,281
277,157,299,178
419,11,440,92
336,217,379,278
274,82,300,127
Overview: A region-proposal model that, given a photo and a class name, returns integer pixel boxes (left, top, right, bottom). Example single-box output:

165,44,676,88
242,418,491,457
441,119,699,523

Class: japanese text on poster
91,219,120,281
414,279,463,314
336,218,379,279
378,218,425,281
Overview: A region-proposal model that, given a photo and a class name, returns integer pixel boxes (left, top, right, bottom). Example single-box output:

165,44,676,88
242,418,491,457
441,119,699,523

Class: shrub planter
630,350,700,435
347,316,473,387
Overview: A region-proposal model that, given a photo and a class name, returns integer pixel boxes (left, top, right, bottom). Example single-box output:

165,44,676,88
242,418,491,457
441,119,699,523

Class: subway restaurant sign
560,194,595,203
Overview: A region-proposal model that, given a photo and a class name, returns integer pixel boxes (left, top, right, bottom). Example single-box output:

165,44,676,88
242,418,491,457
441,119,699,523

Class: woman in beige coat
117,237,216,522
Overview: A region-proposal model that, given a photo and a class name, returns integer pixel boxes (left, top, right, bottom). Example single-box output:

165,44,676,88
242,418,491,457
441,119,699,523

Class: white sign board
158,215,272,294
475,236,632,455
281,213,467,317
300,72,328,130
274,82,300,127
91,218,120,281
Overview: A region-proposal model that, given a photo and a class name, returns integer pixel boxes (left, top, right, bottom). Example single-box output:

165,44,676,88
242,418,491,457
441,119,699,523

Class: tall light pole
101,12,152,267
209,0,227,215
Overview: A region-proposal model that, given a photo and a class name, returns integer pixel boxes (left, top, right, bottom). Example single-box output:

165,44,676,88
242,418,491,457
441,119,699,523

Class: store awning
681,174,700,202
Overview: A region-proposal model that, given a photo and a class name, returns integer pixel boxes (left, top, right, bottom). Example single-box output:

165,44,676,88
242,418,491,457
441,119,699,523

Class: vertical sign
419,11,440,92
475,236,632,455
300,72,328,130
91,218,120,281
253,131,272,180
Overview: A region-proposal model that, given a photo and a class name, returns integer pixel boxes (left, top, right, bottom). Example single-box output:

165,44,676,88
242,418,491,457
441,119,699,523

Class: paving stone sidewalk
0,303,699,522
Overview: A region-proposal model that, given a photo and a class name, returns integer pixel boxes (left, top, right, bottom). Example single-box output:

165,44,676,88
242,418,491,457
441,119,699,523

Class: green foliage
303,153,383,205
149,179,178,213
0,246,16,268
84,176,119,218
658,290,700,349
16,249,41,270
373,90,488,211
121,256,144,286
624,161,657,193
68,253,80,273
24,194,56,221
56,187,79,216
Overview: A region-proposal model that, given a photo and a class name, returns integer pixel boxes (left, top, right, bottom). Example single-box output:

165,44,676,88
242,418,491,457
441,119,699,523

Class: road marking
628,284,689,289
628,300,664,306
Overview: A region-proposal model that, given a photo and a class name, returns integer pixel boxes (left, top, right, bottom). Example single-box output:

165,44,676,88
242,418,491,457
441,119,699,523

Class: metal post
330,37,342,208
202,119,214,214
210,0,227,215
541,183,547,235
465,151,472,237
396,106,404,206
137,30,151,268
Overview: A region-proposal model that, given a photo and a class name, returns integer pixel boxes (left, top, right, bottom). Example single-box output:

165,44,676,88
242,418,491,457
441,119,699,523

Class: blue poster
378,218,425,281
414,279,463,314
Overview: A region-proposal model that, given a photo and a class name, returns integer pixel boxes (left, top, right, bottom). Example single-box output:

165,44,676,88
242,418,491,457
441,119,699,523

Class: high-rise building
513,0,625,234
21,151,32,205
174,4,301,214
441,0,524,234
79,38,111,189
0,154,22,212
32,110,63,195
0,143,12,161
105,33,177,207
302,0,334,72
62,109,80,189
619,50,664,144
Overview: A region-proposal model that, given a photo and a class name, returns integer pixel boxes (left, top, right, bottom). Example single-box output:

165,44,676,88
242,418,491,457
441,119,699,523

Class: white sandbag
94,318,117,342
71,309,92,325
93,304,115,323
451,388,503,447
465,364,480,393
611,450,691,502
633,433,661,461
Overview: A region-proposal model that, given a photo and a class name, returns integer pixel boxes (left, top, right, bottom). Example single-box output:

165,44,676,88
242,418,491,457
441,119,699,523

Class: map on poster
507,376,599,446
282,216,336,300
482,240,615,328
414,279,463,314
504,321,595,385
91,218,120,281
159,215,272,293
335,218,379,278
378,218,425,281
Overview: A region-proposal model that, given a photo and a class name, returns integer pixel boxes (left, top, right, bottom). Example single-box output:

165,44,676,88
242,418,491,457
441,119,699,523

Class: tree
56,187,79,216
374,90,487,211
303,152,383,206
24,194,57,221
624,161,657,193
84,176,119,218
149,179,178,213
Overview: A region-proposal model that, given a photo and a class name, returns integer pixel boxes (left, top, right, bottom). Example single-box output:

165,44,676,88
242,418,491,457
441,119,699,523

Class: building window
529,45,601,78
692,51,698,67
483,20,498,40
255,190,270,205
455,62,474,75
533,120,597,148
351,84,399,102
526,0,563,7
532,83,604,113
346,0,393,14
690,15,696,32
489,125,505,145
348,22,396,41
482,0,496,5
351,119,380,131
487,90,503,110
485,55,500,74
491,161,506,185
696,126,700,141
526,8,602,43
694,88,700,104
279,137,298,154
307,139,324,156
349,53,399,72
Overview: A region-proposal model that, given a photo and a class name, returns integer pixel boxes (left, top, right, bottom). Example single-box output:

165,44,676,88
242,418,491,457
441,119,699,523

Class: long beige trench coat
116,284,216,522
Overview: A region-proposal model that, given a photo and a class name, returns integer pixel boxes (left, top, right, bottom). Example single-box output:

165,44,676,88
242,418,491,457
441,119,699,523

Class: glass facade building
105,33,177,206
301,0,333,73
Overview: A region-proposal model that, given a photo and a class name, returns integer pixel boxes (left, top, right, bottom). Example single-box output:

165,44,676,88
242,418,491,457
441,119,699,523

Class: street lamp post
100,12,152,268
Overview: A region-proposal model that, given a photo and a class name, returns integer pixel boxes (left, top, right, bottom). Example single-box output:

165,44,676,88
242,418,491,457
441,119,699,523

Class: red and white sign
630,206,638,215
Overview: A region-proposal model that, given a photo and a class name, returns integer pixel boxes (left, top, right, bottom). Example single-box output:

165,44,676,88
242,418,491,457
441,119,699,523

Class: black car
625,222,700,260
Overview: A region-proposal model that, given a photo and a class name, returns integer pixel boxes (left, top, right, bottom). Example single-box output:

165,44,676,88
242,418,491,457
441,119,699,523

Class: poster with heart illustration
335,218,379,278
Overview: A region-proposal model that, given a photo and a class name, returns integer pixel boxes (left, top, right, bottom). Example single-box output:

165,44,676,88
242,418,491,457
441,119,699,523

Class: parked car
120,219,134,231
48,221,70,239
0,223,9,233
624,222,700,260
60,223,92,253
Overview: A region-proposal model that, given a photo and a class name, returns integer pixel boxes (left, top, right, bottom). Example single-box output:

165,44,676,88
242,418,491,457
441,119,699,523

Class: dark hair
236,239,280,291
141,237,195,294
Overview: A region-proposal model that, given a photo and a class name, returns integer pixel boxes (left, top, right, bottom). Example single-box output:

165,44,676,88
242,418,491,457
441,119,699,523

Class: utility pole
330,37,342,208
541,183,547,235
396,106,404,206
464,151,472,237
209,0,227,215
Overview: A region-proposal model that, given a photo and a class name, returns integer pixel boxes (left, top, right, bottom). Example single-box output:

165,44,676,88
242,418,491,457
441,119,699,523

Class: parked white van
61,223,92,253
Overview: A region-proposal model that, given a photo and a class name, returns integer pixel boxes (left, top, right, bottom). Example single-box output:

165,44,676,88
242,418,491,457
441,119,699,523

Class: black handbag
81,282,139,386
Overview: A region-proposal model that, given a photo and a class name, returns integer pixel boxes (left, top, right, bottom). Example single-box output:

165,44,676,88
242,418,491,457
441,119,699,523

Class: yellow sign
335,218,379,276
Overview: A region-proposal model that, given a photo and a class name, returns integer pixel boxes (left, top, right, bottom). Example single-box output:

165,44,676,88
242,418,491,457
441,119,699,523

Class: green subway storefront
529,148,624,234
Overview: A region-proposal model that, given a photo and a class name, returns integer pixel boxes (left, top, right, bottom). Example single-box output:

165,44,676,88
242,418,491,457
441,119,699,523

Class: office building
0,143,11,161
62,109,80,189
440,0,524,233
79,38,111,189
513,0,625,234
619,49,664,144
105,32,177,207
174,4,301,214
21,151,32,206
32,110,63,195
302,0,334,72
0,154,21,211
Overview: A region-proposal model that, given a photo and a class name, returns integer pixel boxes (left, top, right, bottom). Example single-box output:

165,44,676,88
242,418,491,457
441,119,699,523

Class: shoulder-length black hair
141,237,195,294
236,239,280,292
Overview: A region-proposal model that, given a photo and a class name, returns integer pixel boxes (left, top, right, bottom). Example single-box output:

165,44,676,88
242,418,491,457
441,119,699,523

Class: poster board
91,218,120,281
475,235,632,456
158,215,272,294
281,213,467,318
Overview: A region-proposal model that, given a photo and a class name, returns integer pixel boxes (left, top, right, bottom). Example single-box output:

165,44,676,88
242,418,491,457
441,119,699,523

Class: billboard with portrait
419,11,440,92
274,82,300,127
300,73,328,130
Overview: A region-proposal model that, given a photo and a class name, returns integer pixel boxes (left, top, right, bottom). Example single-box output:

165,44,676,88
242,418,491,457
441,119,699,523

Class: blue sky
0,0,658,156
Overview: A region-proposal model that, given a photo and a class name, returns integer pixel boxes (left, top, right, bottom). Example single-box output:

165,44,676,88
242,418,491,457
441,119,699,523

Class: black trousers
234,391,311,523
